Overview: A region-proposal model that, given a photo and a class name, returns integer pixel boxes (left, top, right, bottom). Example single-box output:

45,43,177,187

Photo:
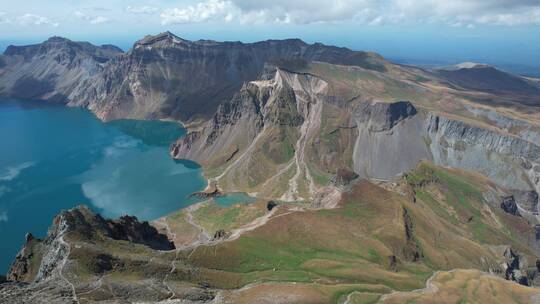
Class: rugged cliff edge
7,205,174,283
0,37,122,102
353,100,540,218
0,32,386,123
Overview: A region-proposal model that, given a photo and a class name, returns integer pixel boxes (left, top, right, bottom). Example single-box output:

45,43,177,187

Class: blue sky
1,0,539,74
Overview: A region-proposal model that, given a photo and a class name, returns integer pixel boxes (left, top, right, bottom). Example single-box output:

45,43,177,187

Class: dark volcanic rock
355,100,418,132
6,205,173,284
108,215,174,251
402,207,423,262
503,247,535,286
267,201,278,211
501,196,520,216
212,229,230,241
387,255,399,272
331,168,359,186
189,188,222,199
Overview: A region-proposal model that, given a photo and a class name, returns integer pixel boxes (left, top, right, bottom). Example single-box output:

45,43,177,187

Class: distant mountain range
2,32,540,303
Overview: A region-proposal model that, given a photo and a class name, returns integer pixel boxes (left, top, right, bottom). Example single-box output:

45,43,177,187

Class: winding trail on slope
377,270,448,302
57,223,80,304
162,202,212,300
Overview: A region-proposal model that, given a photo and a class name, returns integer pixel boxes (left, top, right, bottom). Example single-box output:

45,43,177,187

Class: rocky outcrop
331,168,359,186
501,247,540,286
0,37,122,102
402,207,423,262
501,196,520,216
266,201,278,211
212,229,230,241
355,100,417,132
108,215,174,250
6,234,41,282
6,205,173,284
189,188,223,199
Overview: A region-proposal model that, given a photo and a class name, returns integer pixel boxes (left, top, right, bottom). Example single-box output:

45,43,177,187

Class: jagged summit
3,36,123,57
45,36,71,43
134,31,190,47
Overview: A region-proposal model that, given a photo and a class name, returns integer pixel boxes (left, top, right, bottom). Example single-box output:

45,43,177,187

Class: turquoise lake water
0,99,209,274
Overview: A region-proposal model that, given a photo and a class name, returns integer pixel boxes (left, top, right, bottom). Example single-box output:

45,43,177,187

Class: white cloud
127,5,159,14
17,13,59,27
159,0,540,26
0,12,12,24
160,0,235,25
75,10,109,24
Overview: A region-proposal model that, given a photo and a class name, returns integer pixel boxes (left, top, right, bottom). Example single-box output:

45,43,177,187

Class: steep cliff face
425,113,540,192
68,31,386,122
353,101,431,179
171,67,333,200
352,100,540,221
0,37,122,102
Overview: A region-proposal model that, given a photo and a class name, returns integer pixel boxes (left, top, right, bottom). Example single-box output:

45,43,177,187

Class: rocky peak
3,36,122,60
134,31,189,48
46,36,71,43
355,100,418,132
6,205,173,283
51,205,174,250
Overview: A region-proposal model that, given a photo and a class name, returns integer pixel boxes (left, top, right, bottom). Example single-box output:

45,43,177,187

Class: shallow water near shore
0,99,208,274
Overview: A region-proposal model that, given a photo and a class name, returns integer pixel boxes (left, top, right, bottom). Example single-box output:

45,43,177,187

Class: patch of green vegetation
309,165,331,186
416,190,459,226
367,249,382,264
407,163,509,245
191,201,264,233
